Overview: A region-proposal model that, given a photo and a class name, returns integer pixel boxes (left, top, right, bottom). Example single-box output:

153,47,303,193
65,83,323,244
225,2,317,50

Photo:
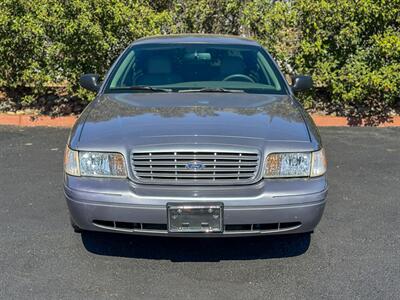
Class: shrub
243,0,400,123
171,0,244,34
0,0,399,123
0,0,172,110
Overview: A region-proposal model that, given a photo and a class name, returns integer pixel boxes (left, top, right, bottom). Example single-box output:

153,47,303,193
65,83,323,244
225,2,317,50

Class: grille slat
134,154,258,160
136,173,254,178
133,161,258,166
134,167,257,172
132,151,260,185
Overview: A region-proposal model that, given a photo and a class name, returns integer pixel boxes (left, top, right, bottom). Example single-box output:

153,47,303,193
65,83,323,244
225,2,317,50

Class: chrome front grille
131,151,260,185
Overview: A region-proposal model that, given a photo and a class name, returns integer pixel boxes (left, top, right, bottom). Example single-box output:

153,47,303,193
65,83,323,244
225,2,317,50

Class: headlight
310,148,327,177
64,147,127,178
265,148,326,178
64,147,80,176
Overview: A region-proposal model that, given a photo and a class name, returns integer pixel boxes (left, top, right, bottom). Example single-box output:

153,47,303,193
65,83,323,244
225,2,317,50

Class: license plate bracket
167,203,224,233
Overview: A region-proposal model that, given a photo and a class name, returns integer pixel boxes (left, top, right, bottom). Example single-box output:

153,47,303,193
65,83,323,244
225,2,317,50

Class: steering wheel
223,74,255,83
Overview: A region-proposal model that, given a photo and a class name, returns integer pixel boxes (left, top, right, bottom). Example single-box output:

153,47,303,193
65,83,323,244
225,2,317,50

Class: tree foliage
243,0,400,121
0,0,171,100
0,0,399,121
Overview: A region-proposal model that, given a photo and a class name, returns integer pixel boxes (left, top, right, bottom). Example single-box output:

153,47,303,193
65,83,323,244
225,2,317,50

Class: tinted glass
107,44,286,94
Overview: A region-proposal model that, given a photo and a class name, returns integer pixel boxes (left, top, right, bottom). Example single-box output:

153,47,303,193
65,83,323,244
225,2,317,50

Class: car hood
76,93,311,149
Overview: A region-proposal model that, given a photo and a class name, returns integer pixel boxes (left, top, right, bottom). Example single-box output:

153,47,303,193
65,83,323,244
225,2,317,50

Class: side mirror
79,74,100,92
291,75,313,92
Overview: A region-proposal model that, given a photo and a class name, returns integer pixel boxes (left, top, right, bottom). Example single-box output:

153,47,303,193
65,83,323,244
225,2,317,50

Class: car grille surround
131,151,260,185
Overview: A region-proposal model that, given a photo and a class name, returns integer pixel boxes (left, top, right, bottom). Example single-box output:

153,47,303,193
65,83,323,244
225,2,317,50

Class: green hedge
243,0,400,122
0,0,399,121
0,0,171,103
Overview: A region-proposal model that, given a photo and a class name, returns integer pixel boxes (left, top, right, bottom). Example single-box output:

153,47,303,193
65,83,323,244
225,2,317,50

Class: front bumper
64,175,328,237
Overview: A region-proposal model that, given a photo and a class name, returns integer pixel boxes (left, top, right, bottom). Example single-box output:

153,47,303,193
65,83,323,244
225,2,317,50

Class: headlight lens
265,149,326,178
265,152,311,178
310,148,327,177
64,147,80,176
64,147,127,178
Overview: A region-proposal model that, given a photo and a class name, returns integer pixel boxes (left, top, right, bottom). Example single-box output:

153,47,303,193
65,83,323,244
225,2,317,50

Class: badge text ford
64,35,328,237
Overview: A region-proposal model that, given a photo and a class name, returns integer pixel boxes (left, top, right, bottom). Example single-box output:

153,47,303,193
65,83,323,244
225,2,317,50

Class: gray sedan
64,34,327,237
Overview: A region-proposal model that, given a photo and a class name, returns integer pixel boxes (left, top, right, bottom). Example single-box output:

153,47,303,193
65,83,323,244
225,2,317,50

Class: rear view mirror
184,52,212,61
79,74,100,92
292,75,313,92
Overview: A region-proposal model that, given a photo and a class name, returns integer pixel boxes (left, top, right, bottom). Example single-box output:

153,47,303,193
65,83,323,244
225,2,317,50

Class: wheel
70,217,83,233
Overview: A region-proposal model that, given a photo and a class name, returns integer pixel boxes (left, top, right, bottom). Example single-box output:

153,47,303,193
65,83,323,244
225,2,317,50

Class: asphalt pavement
0,126,399,299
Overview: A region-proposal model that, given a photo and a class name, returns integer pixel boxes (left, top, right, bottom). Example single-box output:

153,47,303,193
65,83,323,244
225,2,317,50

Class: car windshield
106,44,286,94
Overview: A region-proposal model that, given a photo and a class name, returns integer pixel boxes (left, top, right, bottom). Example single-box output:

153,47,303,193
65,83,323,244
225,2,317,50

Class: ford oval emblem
185,161,205,170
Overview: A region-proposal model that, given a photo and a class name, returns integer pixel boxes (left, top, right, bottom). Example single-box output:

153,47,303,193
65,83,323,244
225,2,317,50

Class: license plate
167,203,223,233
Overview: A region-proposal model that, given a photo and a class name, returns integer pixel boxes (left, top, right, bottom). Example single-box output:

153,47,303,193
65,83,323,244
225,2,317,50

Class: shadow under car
81,231,311,262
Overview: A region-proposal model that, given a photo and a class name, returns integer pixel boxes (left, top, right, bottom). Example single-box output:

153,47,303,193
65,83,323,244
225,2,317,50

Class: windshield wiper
178,87,244,93
114,85,172,92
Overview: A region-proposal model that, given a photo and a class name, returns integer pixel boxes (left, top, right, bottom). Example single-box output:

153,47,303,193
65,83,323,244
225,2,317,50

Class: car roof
131,34,260,47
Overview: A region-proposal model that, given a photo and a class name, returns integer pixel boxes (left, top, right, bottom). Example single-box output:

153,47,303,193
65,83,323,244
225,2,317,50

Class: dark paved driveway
0,126,399,299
